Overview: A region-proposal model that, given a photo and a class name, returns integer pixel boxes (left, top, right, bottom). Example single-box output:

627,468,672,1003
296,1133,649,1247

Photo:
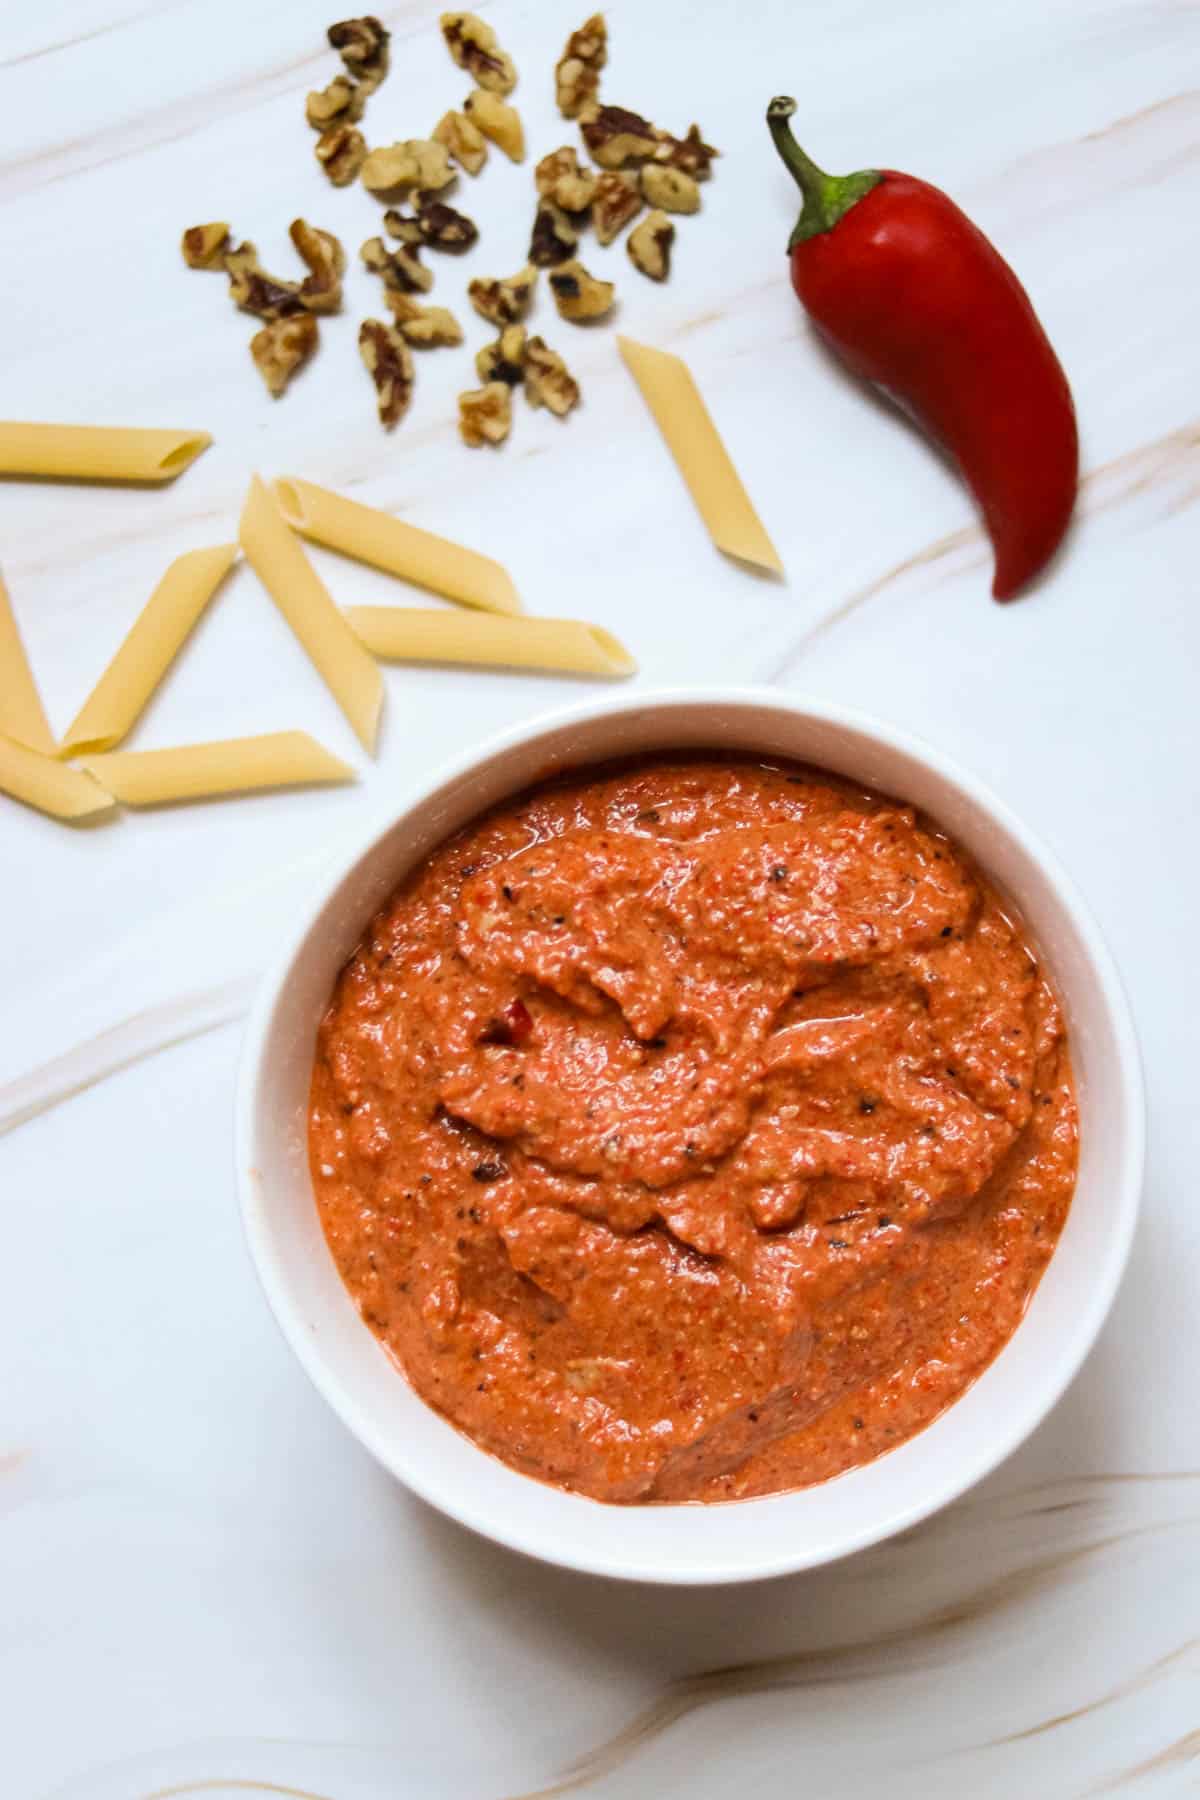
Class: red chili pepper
767,98,1078,601
479,997,533,1046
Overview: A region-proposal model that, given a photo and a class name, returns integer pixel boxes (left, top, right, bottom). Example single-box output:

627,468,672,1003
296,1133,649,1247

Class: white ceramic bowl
236,691,1143,1585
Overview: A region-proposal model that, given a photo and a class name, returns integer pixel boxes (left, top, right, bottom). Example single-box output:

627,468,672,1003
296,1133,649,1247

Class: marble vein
0,977,254,1138
763,416,1200,682
507,1476,1200,1799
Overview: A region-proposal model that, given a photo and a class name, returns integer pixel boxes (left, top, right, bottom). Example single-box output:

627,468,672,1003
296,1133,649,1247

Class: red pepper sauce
309,759,1077,1503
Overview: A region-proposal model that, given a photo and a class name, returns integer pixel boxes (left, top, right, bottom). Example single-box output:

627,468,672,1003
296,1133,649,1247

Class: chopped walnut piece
627,209,674,281
641,163,700,213
250,314,318,397
464,89,524,161
529,201,578,268
475,325,526,386
591,171,642,244
440,12,516,95
361,139,455,196
414,195,478,252
289,219,346,313
581,104,659,169
361,235,434,297
555,14,607,119
315,125,367,185
181,222,230,269
381,206,422,247
535,146,597,212
224,241,303,320
459,381,512,447
359,318,414,427
523,336,580,416
467,264,537,325
433,108,488,175
654,123,719,180
549,258,615,321
385,294,464,347
305,74,363,129
327,16,390,96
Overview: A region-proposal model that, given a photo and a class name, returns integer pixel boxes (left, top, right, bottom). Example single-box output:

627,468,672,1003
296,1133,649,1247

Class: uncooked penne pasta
273,477,523,616
0,733,114,821
78,731,354,806
0,571,55,754
617,337,783,575
344,607,636,677
239,475,383,754
60,544,238,756
0,423,212,484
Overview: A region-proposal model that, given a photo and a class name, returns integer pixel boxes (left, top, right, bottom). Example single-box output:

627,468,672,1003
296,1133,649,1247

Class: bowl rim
235,686,1145,1584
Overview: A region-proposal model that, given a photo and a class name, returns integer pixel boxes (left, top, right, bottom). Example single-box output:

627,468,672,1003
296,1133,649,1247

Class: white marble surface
2,0,1198,1794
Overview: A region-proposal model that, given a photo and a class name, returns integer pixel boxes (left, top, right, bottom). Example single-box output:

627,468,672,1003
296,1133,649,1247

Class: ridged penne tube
344,607,636,677
60,544,239,756
617,337,784,575
0,734,114,821
78,732,355,806
239,475,384,753
0,423,212,483
0,572,55,754
273,477,523,616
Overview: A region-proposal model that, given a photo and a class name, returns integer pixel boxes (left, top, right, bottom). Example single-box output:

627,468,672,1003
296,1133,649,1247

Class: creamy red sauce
309,758,1077,1503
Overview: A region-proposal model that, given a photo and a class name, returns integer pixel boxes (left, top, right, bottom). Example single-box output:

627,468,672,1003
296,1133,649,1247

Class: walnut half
181,222,230,269
433,108,488,175
641,164,701,214
591,171,642,245
468,265,537,325
535,145,597,213
224,241,304,320
328,16,390,96
523,336,580,416
289,219,346,313
475,325,526,386
555,14,607,119
315,124,366,186
251,314,318,397
414,196,479,252
580,104,659,169
361,235,433,298
359,318,414,428
459,382,513,447
627,210,674,281
653,123,719,180
361,139,454,197
529,201,578,268
548,258,615,322
440,12,517,95
305,75,362,130
464,89,524,161
386,295,464,347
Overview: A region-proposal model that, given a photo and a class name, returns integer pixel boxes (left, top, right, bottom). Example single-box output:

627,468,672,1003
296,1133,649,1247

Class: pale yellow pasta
273,477,523,616
78,732,354,806
0,733,114,821
344,607,636,677
616,337,784,576
239,476,383,754
0,423,212,483
0,571,55,754
60,544,238,756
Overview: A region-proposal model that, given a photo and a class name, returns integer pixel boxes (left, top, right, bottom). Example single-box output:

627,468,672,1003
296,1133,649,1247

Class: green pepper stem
767,97,881,248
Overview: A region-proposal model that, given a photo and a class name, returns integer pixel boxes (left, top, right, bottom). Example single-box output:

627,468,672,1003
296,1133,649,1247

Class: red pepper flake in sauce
309,756,1078,1504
